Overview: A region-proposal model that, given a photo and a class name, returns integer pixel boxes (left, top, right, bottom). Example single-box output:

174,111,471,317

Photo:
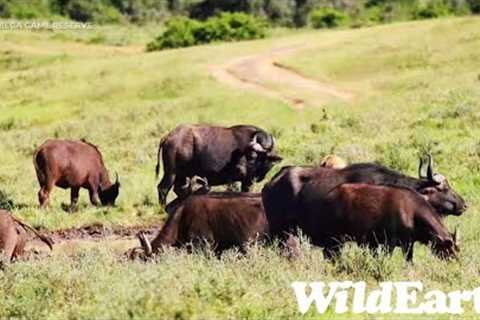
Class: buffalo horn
249,133,266,153
138,232,152,256
418,157,425,178
427,153,434,180
453,226,460,243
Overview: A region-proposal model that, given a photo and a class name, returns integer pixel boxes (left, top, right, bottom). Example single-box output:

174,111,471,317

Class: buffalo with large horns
262,154,467,238
33,139,120,209
155,124,282,205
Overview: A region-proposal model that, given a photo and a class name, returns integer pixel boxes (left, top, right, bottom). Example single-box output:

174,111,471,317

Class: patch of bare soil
25,223,162,254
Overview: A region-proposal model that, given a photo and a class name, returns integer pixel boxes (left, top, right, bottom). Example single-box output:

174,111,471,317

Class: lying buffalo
298,183,459,261
33,139,120,209
155,124,282,205
137,192,268,256
0,210,53,262
262,154,466,237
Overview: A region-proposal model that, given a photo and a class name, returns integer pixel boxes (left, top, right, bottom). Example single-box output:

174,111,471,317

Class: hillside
0,17,480,318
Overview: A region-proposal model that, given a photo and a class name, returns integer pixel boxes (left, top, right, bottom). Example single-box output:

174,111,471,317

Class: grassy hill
0,17,480,318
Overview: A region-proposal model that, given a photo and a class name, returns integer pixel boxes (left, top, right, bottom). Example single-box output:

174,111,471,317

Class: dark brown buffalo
33,139,120,209
137,192,268,256
0,210,53,262
297,183,458,261
155,124,282,205
262,155,466,237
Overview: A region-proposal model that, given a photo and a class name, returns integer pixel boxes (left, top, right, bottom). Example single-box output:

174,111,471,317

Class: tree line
0,0,479,27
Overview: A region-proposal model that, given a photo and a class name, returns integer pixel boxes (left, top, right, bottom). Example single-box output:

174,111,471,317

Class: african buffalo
0,210,53,262
262,154,466,237
297,183,459,261
155,124,282,205
33,139,120,209
137,192,268,256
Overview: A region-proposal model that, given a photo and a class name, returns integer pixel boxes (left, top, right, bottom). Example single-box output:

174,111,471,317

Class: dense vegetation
0,16,479,318
0,0,479,26
146,12,266,50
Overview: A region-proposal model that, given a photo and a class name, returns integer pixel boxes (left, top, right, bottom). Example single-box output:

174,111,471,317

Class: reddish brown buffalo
298,183,459,261
33,139,120,209
137,193,268,256
0,210,53,262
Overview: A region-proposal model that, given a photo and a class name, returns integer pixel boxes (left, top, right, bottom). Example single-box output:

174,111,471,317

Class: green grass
0,16,480,318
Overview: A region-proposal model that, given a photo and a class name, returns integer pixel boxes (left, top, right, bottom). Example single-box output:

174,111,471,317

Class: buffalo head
254,152,283,182
431,227,460,260
99,173,121,206
418,154,467,216
246,131,282,182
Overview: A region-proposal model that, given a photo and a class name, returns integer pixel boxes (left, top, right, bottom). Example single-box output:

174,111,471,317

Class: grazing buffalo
137,192,268,256
0,210,53,262
297,183,459,261
33,139,120,209
262,154,466,237
155,124,282,205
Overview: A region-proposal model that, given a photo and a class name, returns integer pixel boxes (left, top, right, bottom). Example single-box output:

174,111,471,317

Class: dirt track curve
210,44,353,110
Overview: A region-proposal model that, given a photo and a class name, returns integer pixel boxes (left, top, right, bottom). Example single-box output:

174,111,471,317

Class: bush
146,17,199,51
0,0,53,19
413,1,452,19
309,7,349,29
62,0,124,23
146,13,267,51
467,0,480,13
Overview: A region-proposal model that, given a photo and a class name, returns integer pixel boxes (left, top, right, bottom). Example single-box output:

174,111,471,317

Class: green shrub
63,0,124,23
0,0,53,19
146,13,266,51
146,17,199,51
467,0,480,13
310,7,349,29
414,1,452,19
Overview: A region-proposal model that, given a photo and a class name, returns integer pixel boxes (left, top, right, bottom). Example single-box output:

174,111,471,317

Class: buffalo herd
0,123,468,264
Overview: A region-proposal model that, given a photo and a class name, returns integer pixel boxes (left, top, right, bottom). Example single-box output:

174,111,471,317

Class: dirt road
210,45,353,110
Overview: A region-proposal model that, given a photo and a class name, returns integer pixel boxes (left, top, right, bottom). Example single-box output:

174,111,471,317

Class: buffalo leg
70,187,80,211
88,188,100,206
173,175,189,199
323,244,342,260
401,241,414,262
38,183,53,208
2,232,18,262
241,179,253,192
158,173,175,206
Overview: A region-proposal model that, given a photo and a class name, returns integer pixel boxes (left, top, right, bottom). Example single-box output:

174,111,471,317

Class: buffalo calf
33,139,120,209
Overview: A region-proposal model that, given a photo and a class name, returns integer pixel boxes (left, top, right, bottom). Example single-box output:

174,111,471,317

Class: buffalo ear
268,154,283,162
